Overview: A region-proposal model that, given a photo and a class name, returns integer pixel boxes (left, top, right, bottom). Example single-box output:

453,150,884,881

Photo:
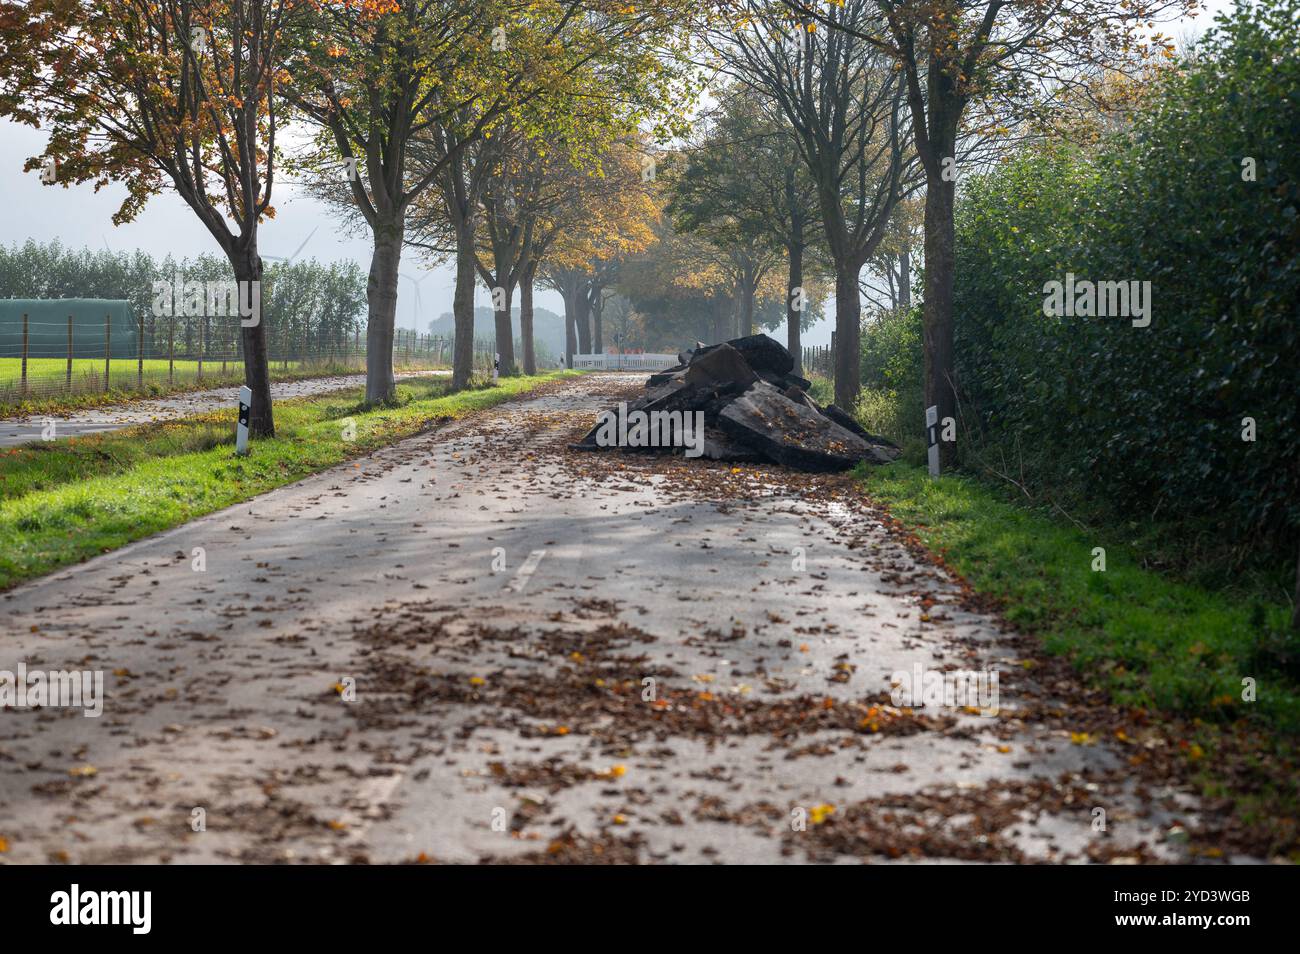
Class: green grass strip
860,462,1299,733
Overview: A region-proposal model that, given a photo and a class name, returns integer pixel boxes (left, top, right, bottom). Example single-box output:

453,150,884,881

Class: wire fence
0,312,498,406
801,344,834,378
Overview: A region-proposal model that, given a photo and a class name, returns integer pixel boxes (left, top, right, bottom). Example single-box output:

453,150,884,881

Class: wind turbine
398,271,430,331
262,226,318,265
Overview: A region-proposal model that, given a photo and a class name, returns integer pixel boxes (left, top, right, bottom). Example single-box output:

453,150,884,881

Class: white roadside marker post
236,385,252,456
925,404,940,478
493,352,500,384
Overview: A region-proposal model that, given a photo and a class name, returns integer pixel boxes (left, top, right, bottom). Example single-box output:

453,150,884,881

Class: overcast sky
0,2,1228,350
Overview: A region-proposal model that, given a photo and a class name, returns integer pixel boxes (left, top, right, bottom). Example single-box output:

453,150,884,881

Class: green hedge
857,306,925,452
951,0,1300,558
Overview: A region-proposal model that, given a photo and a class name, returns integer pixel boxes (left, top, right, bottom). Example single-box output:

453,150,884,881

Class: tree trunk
575,289,592,355
592,292,604,354
740,275,755,338
562,286,577,368
232,251,274,437
365,219,402,404
922,168,957,468
452,220,477,390
732,278,743,338
519,262,537,375
712,296,729,343
898,249,911,310
833,261,862,411
492,280,515,375
787,238,804,376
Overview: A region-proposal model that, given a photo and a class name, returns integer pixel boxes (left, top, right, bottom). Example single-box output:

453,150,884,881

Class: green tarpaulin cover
0,299,137,359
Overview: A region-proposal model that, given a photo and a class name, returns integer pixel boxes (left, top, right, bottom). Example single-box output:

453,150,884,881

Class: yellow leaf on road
810,804,835,824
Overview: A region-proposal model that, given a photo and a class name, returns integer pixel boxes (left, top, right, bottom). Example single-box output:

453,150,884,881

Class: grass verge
861,462,1299,730
0,371,575,590
861,461,1299,856
0,359,450,417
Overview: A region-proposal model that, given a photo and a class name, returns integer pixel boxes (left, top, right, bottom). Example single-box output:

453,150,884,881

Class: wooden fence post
137,313,144,389
168,316,175,384
66,315,73,390
20,312,28,394
197,316,205,382
104,312,111,391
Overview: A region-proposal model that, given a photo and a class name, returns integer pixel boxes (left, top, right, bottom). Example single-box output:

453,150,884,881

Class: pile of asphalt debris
574,334,901,472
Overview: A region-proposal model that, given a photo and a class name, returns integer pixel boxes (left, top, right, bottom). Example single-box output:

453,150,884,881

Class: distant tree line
0,240,368,359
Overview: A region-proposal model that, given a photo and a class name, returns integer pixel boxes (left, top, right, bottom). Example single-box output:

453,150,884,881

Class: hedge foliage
950,0,1299,557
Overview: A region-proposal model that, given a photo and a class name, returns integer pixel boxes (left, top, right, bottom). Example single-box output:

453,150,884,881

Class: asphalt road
0,374,1219,863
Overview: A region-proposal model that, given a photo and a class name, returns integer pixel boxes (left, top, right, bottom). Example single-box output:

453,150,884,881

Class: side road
0,370,446,447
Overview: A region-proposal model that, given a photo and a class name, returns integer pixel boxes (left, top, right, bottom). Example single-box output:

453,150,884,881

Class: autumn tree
284,0,528,402
389,3,692,387
465,110,659,373
537,143,661,366
862,196,922,311
668,84,821,369
614,212,825,351
614,223,735,346
473,124,538,374
0,0,296,436
711,0,920,409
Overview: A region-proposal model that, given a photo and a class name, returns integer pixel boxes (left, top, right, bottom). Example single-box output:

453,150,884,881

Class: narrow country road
0,370,446,447
0,374,1220,863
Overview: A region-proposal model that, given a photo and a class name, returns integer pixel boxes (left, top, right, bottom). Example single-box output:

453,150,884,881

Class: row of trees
646,0,1193,456
0,0,1194,442
0,240,368,352
0,0,693,437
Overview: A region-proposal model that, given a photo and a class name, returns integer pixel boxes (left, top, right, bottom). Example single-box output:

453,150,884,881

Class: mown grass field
0,371,574,590
2,356,269,389
0,356,450,415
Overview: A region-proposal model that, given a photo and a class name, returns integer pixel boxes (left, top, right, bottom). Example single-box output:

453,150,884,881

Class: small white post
236,384,252,456
925,404,940,478
493,352,500,383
